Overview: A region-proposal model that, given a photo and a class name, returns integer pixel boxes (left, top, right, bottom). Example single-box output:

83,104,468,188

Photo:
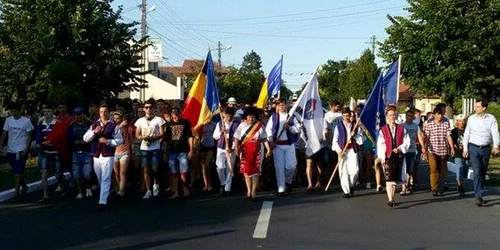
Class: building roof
159,59,228,78
399,83,415,99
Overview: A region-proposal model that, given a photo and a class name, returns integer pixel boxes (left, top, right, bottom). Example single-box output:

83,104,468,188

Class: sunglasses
144,106,153,109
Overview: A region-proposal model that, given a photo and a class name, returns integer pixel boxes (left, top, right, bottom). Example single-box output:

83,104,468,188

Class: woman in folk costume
332,107,365,198
234,107,272,201
377,106,411,208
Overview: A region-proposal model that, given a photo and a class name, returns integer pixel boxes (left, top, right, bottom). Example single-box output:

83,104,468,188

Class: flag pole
396,54,401,104
325,118,362,191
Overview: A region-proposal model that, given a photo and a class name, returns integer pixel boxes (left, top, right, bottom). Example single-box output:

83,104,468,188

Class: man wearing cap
68,107,93,200
451,114,468,197
228,97,244,122
265,98,301,196
462,99,500,206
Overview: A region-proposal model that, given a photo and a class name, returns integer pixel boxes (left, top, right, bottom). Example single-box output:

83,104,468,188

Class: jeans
39,152,62,181
140,150,161,171
72,152,92,180
405,152,416,175
169,152,189,174
468,144,491,198
453,157,469,182
8,152,27,175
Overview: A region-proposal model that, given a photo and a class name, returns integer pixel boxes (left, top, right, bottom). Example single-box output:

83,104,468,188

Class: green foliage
317,49,378,105
220,51,291,104
379,0,500,105
0,0,146,111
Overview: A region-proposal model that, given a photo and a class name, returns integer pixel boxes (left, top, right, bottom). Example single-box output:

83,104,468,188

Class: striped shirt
424,120,450,156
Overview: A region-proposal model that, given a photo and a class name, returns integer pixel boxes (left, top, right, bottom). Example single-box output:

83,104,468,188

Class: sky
112,0,409,91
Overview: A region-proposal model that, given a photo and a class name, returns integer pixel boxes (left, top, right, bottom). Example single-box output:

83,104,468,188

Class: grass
0,157,40,192
486,156,500,186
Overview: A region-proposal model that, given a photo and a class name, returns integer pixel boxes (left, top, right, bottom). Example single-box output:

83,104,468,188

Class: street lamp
212,41,232,66
139,1,156,102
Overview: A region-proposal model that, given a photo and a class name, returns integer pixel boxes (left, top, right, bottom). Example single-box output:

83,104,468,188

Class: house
398,83,443,114
159,59,228,84
122,58,228,101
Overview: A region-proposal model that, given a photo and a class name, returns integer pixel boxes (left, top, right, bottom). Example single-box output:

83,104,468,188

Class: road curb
0,172,71,202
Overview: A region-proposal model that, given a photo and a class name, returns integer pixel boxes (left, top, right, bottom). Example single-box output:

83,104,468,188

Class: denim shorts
115,152,130,162
72,152,92,180
169,152,189,174
140,150,160,171
8,152,27,175
39,152,61,175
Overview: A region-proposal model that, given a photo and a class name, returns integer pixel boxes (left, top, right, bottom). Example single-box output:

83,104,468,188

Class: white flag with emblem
288,71,325,157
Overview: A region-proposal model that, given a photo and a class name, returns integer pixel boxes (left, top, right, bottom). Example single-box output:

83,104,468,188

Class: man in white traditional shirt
83,104,123,210
213,107,239,195
266,98,301,196
332,107,364,198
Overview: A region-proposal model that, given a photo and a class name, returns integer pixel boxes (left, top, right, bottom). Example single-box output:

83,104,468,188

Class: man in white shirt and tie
462,99,500,207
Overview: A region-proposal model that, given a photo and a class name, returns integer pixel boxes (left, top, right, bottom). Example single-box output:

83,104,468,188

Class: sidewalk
0,172,71,202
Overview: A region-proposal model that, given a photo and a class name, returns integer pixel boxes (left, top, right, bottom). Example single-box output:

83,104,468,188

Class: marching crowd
1,96,499,210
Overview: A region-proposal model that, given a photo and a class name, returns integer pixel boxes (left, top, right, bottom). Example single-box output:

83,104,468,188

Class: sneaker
153,184,160,197
86,188,93,198
143,190,152,199
366,182,372,189
75,194,84,200
54,185,63,192
377,185,384,193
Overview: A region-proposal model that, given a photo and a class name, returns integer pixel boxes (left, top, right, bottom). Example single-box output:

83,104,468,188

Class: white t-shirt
134,116,166,151
3,116,34,153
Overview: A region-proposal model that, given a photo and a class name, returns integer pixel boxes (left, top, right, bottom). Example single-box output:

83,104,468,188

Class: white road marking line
253,201,273,239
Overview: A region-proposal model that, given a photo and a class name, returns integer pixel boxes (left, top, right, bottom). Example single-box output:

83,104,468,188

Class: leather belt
469,143,490,149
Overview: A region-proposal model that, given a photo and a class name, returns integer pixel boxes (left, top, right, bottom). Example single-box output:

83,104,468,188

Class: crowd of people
0,96,498,210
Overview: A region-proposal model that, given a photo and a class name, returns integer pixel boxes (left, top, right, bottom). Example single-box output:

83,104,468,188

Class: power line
167,29,370,40
162,0,396,23
155,0,215,45
147,26,204,58
149,0,213,47
150,5,406,26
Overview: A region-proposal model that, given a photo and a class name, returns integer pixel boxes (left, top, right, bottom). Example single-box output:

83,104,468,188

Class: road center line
253,201,274,239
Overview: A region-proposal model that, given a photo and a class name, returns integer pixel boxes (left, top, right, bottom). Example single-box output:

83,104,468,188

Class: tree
219,51,265,104
338,49,378,102
317,59,349,104
379,0,500,105
0,0,146,111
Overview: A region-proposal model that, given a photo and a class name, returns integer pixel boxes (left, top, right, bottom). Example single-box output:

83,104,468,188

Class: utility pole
140,0,147,102
370,35,376,55
217,41,222,67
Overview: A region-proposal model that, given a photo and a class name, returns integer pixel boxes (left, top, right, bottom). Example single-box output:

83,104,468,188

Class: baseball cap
456,114,466,120
73,107,85,115
227,97,236,104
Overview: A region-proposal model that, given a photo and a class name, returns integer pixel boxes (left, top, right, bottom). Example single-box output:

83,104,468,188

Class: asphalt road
1,164,500,250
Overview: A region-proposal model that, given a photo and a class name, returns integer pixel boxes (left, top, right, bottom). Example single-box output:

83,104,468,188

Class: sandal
37,197,49,204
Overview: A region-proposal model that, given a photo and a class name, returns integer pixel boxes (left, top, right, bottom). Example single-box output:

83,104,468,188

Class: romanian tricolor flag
181,51,220,133
256,56,283,109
